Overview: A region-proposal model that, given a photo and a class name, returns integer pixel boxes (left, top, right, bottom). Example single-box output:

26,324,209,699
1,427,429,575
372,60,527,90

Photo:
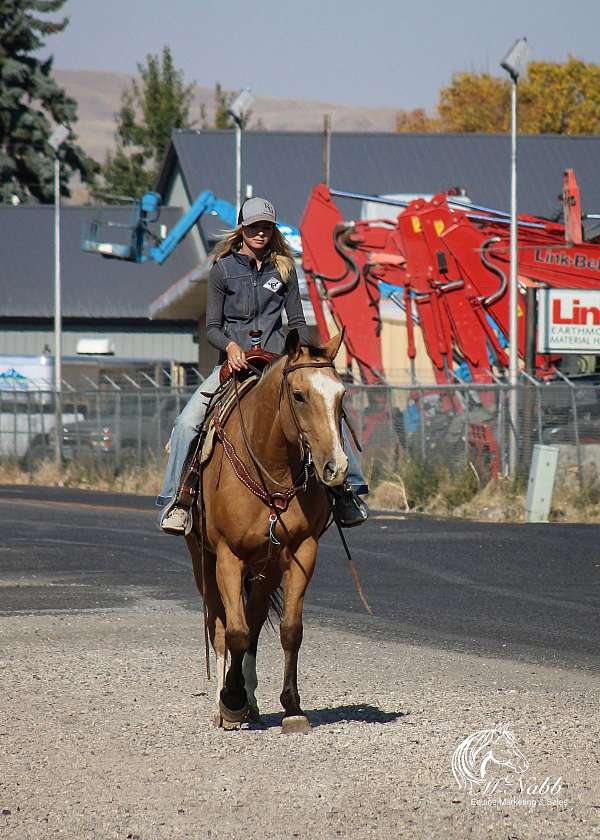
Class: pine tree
0,0,98,203
103,47,195,198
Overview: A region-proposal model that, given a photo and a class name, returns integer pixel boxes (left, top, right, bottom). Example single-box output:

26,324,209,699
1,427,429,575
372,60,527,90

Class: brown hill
55,69,400,165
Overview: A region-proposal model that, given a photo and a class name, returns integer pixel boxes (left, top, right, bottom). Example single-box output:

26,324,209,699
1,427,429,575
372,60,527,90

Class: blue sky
48,0,600,109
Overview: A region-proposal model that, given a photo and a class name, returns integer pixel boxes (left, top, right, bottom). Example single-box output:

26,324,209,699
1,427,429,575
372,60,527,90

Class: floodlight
500,38,530,82
228,88,254,124
49,124,69,152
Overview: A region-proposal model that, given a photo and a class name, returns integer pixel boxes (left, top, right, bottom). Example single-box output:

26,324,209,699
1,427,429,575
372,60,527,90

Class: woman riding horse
157,196,368,533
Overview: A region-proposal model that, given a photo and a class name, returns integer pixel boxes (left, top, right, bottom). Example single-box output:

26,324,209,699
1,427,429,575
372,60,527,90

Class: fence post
418,386,426,461
463,385,470,467
12,385,18,458
555,370,583,487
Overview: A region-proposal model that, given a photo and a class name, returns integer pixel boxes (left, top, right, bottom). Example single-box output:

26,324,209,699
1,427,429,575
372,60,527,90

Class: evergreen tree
103,46,194,198
0,0,98,203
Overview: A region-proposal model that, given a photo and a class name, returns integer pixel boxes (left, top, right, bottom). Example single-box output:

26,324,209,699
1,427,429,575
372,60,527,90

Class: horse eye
293,391,306,403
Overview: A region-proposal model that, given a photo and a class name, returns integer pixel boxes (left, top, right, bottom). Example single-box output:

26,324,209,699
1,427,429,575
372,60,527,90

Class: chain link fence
2,371,600,491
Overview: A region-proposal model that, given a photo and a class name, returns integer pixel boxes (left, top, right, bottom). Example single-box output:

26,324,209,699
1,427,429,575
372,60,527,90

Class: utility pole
228,88,255,219
322,114,331,186
501,37,530,477
49,124,69,478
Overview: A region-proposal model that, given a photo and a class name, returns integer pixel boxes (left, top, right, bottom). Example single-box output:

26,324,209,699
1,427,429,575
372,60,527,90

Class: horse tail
242,573,283,628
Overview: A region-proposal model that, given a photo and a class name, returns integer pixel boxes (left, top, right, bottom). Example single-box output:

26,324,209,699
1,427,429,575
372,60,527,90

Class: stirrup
330,486,368,528
160,499,193,536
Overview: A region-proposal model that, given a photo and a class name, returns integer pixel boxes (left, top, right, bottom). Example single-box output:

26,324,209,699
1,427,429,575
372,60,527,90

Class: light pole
500,37,530,477
227,88,255,218
48,124,69,475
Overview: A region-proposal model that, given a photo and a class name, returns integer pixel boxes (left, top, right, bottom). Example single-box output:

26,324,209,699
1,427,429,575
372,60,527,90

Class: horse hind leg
184,535,226,726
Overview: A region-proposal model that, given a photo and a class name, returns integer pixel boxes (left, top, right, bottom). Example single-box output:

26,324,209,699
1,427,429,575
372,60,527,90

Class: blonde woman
158,197,368,534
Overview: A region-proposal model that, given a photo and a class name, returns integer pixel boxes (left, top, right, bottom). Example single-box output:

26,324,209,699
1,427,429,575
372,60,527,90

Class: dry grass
2,455,600,523
0,458,164,496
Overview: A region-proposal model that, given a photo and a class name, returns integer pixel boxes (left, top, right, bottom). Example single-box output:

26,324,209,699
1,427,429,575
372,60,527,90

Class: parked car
22,392,189,469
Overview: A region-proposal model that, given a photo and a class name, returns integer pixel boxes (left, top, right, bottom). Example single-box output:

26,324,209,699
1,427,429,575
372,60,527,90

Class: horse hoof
222,717,243,731
212,711,223,729
219,698,248,728
246,705,262,724
281,715,311,734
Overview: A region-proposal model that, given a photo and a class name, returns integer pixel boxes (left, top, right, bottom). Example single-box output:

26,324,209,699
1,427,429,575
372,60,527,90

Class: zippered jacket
205,252,311,358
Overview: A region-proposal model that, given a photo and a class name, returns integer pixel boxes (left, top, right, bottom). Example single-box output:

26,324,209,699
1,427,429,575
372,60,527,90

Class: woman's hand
226,341,247,371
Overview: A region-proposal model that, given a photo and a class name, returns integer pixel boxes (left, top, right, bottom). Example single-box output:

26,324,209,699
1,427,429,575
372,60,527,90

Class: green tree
103,46,195,197
0,0,98,203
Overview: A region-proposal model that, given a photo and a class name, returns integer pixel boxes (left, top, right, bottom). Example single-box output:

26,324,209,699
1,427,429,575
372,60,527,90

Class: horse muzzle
317,453,349,487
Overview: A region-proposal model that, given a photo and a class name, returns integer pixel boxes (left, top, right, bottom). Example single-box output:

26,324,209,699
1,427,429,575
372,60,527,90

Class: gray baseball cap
239,197,276,226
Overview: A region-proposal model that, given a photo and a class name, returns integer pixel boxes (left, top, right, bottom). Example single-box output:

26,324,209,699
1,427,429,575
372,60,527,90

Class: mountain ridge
55,68,400,164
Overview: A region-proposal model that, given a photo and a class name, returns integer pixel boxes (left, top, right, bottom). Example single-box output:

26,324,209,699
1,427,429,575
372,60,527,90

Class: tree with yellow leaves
396,58,600,135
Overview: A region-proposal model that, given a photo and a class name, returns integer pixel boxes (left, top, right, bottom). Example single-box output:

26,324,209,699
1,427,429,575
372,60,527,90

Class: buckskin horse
185,329,348,732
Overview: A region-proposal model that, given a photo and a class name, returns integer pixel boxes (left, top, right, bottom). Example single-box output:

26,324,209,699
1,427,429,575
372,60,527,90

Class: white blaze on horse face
307,370,348,485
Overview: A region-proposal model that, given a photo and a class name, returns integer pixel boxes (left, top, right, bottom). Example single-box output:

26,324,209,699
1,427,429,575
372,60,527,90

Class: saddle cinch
175,348,279,511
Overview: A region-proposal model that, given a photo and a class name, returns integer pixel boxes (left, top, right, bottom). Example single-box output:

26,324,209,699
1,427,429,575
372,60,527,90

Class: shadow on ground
255,703,407,730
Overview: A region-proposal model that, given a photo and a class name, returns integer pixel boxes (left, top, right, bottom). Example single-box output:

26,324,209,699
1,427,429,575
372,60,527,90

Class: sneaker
331,487,369,528
160,504,190,535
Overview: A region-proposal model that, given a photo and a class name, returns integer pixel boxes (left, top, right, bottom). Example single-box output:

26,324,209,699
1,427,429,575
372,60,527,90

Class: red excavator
300,170,599,386
300,171,600,472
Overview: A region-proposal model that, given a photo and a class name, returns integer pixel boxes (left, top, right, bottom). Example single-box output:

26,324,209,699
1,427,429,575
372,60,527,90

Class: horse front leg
216,542,250,728
279,537,317,734
243,562,283,723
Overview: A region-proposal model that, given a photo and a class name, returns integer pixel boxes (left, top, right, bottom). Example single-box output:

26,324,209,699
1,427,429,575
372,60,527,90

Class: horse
452,725,529,791
185,328,348,732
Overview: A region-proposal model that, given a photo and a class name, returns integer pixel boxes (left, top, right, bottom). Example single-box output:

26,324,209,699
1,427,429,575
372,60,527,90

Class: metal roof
0,205,199,321
160,130,600,234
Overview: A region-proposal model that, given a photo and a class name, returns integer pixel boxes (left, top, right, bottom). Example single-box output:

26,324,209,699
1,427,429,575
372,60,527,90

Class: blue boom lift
81,190,301,264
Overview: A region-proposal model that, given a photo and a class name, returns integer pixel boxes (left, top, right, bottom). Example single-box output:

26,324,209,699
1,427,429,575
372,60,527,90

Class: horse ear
284,328,301,359
324,328,345,361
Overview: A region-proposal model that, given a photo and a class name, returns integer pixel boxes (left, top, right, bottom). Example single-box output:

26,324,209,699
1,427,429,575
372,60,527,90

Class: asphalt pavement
0,484,599,672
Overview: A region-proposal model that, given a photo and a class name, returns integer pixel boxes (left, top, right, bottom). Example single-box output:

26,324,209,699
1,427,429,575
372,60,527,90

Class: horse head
486,726,529,775
281,329,348,487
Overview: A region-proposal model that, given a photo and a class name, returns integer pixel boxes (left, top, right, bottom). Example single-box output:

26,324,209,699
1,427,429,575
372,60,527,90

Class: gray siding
0,327,199,363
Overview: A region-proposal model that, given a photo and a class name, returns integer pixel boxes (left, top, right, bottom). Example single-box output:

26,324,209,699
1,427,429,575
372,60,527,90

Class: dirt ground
1,600,599,840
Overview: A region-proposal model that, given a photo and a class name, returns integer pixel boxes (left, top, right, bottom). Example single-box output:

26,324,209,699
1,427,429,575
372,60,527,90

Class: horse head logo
451,725,529,791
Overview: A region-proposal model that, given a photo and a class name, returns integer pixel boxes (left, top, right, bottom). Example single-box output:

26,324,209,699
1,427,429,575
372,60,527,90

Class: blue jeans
156,366,367,507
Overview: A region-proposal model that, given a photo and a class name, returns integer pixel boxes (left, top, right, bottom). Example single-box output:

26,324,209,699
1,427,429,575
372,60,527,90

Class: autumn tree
396,58,600,135
519,58,600,134
103,46,195,197
437,72,510,133
395,108,441,133
0,0,98,203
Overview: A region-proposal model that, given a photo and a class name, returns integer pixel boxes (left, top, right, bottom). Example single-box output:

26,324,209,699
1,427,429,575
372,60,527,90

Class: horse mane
452,727,498,790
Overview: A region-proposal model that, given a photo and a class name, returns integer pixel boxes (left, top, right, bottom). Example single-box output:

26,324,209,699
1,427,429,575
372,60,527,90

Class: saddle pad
200,375,260,465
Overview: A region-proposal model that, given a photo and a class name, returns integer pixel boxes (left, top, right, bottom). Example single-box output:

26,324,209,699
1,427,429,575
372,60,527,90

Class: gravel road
2,599,599,839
